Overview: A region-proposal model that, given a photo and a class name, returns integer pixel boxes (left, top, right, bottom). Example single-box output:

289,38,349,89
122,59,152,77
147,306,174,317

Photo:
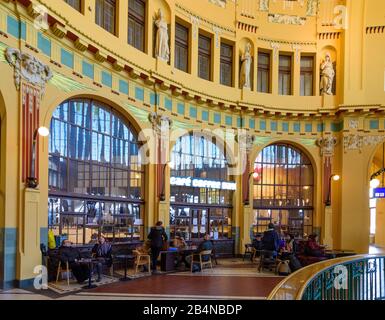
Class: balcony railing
268,254,385,300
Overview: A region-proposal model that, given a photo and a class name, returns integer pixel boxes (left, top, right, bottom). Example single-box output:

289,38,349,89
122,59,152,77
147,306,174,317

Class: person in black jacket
58,240,89,283
147,221,168,272
261,223,280,258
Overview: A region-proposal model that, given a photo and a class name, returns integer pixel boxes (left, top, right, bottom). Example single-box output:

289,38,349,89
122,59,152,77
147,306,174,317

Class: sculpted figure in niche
155,9,170,62
320,52,335,95
240,42,252,89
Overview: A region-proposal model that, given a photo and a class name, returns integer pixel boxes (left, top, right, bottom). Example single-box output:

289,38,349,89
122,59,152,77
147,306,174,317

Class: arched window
170,133,234,243
48,99,144,244
253,143,314,237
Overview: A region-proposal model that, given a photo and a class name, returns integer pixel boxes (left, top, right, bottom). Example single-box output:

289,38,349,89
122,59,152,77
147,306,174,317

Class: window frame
198,32,212,81
128,0,146,52
95,0,116,35
278,54,293,96
257,50,271,93
174,21,190,73
64,0,82,12
220,41,234,87
300,55,315,96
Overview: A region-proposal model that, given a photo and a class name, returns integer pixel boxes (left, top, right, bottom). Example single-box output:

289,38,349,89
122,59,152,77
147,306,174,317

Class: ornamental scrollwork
5,47,52,97
148,112,173,137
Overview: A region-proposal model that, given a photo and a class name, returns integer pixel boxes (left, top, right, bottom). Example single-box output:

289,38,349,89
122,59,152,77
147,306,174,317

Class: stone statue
5,47,52,96
155,9,170,62
320,52,335,95
240,42,252,89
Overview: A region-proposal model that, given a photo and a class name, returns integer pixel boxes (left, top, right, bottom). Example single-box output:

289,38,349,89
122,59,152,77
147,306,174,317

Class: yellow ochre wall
0,0,384,287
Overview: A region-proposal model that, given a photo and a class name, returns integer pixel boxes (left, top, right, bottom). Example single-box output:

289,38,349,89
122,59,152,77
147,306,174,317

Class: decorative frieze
343,134,385,152
268,14,306,26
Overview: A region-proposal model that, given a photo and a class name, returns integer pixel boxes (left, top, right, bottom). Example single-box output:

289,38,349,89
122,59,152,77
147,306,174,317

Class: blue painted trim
237,117,242,128
293,122,301,132
82,61,94,79
7,16,26,40
60,48,74,68
165,97,172,111
177,103,185,115
317,123,324,132
214,113,221,124
225,116,232,126
37,32,51,57
260,120,266,131
305,123,313,133
202,110,209,122
282,122,289,132
370,120,379,130
135,87,144,101
101,71,112,88
270,121,277,131
249,119,255,129
119,80,129,95
0,228,17,285
331,122,343,132
189,106,197,118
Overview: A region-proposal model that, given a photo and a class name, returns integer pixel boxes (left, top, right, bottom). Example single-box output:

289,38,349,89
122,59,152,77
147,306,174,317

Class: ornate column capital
317,136,337,157
236,132,256,153
5,47,52,97
148,112,173,137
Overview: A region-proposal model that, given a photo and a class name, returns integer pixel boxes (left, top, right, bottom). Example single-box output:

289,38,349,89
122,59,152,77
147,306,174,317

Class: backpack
289,255,302,272
277,260,291,276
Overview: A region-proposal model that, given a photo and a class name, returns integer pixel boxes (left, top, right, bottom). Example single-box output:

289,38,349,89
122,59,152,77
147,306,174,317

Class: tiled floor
0,259,283,300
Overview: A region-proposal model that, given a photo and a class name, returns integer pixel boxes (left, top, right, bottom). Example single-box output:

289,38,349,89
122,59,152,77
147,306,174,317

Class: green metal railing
268,254,385,300
302,256,385,300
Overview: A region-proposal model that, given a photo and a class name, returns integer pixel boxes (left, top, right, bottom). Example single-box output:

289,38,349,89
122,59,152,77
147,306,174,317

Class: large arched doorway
169,132,235,255
47,99,145,244
252,143,314,238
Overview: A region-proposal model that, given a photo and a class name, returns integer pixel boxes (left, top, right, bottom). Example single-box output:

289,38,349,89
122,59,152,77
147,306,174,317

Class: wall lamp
325,174,340,207
160,161,173,201
244,171,259,206
26,126,50,189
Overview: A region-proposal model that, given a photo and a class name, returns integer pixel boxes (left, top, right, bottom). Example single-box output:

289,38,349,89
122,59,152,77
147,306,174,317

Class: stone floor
0,258,283,300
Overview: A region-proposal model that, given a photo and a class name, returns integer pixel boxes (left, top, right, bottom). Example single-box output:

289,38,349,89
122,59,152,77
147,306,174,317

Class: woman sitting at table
305,234,326,257
91,235,112,282
58,240,89,284
171,234,187,249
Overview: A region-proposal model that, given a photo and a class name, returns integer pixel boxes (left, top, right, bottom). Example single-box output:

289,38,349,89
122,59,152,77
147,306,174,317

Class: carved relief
209,0,226,8
292,44,301,62
190,15,200,40
348,120,359,130
5,47,52,96
259,0,269,11
271,42,280,61
236,133,255,152
213,26,222,48
343,135,384,153
268,14,306,25
317,136,337,157
306,0,319,16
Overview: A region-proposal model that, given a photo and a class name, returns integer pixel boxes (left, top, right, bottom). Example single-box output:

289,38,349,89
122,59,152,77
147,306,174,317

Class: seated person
280,234,296,260
305,234,325,257
171,234,187,249
186,234,213,272
91,235,112,282
251,234,263,258
58,240,89,283
261,223,280,258
89,233,99,245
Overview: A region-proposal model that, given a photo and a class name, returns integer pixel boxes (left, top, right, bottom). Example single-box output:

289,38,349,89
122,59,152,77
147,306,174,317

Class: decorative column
5,47,52,286
317,135,337,248
149,112,172,228
236,132,255,254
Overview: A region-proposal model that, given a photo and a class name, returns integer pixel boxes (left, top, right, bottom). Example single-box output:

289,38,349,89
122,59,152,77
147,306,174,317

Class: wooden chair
189,250,213,272
133,249,151,275
243,244,254,261
56,260,71,286
257,250,279,274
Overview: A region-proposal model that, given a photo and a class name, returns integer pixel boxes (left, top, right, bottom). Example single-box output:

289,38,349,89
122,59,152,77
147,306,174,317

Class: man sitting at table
305,234,326,257
187,234,213,272
91,235,113,282
58,240,89,284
